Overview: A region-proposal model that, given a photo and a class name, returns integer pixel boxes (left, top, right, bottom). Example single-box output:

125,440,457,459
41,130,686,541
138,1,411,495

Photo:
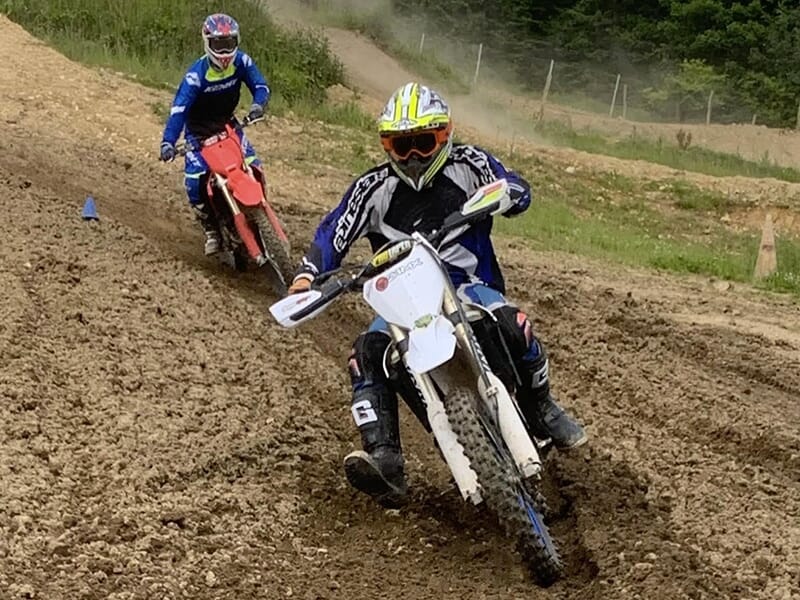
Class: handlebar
289,199,500,321
173,114,265,157
270,178,509,329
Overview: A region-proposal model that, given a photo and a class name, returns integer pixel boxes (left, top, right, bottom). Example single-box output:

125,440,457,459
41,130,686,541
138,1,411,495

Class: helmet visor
208,34,238,53
381,128,448,161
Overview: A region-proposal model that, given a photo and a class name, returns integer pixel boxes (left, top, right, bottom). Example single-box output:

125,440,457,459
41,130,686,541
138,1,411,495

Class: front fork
214,173,267,265
436,285,543,479
441,288,543,480
388,322,483,505
244,164,289,245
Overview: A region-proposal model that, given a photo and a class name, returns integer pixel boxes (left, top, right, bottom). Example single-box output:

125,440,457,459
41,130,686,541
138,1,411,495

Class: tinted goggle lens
385,132,439,159
209,35,238,52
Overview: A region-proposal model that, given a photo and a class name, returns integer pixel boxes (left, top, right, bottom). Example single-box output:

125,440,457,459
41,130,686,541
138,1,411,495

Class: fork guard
232,211,264,264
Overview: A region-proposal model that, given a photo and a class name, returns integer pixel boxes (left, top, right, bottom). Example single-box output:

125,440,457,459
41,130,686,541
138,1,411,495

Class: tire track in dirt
503,258,800,599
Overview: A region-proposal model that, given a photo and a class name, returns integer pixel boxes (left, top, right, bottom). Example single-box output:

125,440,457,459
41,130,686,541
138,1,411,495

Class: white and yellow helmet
378,82,453,191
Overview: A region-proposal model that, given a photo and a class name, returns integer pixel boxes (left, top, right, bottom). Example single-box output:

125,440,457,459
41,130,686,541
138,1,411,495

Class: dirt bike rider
288,82,587,506
158,13,271,256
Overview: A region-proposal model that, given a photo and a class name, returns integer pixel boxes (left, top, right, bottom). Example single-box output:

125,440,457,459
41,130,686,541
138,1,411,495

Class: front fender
227,169,264,206
405,315,456,373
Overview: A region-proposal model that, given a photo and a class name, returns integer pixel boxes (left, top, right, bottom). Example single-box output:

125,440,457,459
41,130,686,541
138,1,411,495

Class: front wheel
446,386,563,586
248,207,294,295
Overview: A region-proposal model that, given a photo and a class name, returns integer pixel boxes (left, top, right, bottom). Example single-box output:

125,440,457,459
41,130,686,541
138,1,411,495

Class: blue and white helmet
202,13,240,70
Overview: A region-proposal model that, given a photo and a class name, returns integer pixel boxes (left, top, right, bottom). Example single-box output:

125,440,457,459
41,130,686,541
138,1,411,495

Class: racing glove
287,274,313,295
159,141,176,162
246,103,265,123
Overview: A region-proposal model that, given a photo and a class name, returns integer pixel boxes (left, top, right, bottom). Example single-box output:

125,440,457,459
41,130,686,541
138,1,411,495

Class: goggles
381,127,449,160
208,35,238,53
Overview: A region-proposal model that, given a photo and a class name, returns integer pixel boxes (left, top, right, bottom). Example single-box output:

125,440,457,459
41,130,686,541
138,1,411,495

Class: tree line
396,0,800,127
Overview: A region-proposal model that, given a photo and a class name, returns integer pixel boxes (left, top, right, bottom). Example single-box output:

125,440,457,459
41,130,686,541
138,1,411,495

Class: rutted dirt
1,14,799,600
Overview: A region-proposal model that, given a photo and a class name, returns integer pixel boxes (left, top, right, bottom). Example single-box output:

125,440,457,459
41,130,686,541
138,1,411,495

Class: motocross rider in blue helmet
158,13,271,256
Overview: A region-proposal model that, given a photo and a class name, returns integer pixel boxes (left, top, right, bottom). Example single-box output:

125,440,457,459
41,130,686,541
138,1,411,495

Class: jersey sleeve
161,67,203,145
483,150,531,216
297,169,387,277
450,145,532,217
238,52,270,107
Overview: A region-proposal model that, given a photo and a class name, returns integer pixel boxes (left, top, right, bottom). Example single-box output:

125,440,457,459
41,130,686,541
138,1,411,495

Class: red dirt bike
175,116,294,294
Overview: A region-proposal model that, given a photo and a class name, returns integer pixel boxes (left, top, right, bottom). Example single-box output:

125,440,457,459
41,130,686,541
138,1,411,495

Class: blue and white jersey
299,145,532,294
161,51,270,143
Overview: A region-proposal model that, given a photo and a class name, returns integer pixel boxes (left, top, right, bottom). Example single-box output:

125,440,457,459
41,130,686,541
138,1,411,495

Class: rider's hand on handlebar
246,103,265,123
287,274,313,295
159,141,176,162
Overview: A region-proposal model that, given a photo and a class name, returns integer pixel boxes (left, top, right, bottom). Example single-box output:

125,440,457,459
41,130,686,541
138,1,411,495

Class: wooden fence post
609,74,621,117
706,90,714,125
472,42,483,87
754,213,777,280
537,59,554,122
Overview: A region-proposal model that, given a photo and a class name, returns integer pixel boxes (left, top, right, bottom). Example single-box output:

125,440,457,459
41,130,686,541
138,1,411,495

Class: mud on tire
249,207,294,295
446,386,564,586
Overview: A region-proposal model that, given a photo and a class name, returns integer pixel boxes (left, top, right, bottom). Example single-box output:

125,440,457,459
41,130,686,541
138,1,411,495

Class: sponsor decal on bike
372,257,424,292
385,257,423,281
414,314,434,328
370,239,413,268
202,131,229,146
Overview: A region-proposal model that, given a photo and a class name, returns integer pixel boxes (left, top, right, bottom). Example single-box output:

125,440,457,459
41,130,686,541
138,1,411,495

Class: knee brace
492,306,549,392
348,331,392,389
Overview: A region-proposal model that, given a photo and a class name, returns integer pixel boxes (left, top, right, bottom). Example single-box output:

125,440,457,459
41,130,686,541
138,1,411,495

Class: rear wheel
446,386,563,586
249,207,294,295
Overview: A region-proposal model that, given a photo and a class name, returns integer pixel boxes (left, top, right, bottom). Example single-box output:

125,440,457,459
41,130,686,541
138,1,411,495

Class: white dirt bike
269,179,563,585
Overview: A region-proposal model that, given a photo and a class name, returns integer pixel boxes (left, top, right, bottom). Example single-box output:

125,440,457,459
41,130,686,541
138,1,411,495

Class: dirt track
1,15,799,600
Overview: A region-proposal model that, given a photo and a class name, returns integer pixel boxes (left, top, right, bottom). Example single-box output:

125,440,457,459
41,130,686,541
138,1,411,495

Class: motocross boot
517,346,587,450
343,332,408,508
490,306,587,450
193,203,221,256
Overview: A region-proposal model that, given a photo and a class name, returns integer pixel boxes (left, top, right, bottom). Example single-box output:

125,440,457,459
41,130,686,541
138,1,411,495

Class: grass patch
492,151,800,294
286,99,376,132
1,0,343,105
496,197,800,294
646,180,734,212
536,120,800,183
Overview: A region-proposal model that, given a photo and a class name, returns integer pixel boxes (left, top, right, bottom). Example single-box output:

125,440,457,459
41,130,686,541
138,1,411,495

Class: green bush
0,0,344,104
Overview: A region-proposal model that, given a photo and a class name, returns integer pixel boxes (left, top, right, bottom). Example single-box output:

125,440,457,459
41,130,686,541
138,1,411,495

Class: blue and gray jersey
162,51,270,143
299,144,532,294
